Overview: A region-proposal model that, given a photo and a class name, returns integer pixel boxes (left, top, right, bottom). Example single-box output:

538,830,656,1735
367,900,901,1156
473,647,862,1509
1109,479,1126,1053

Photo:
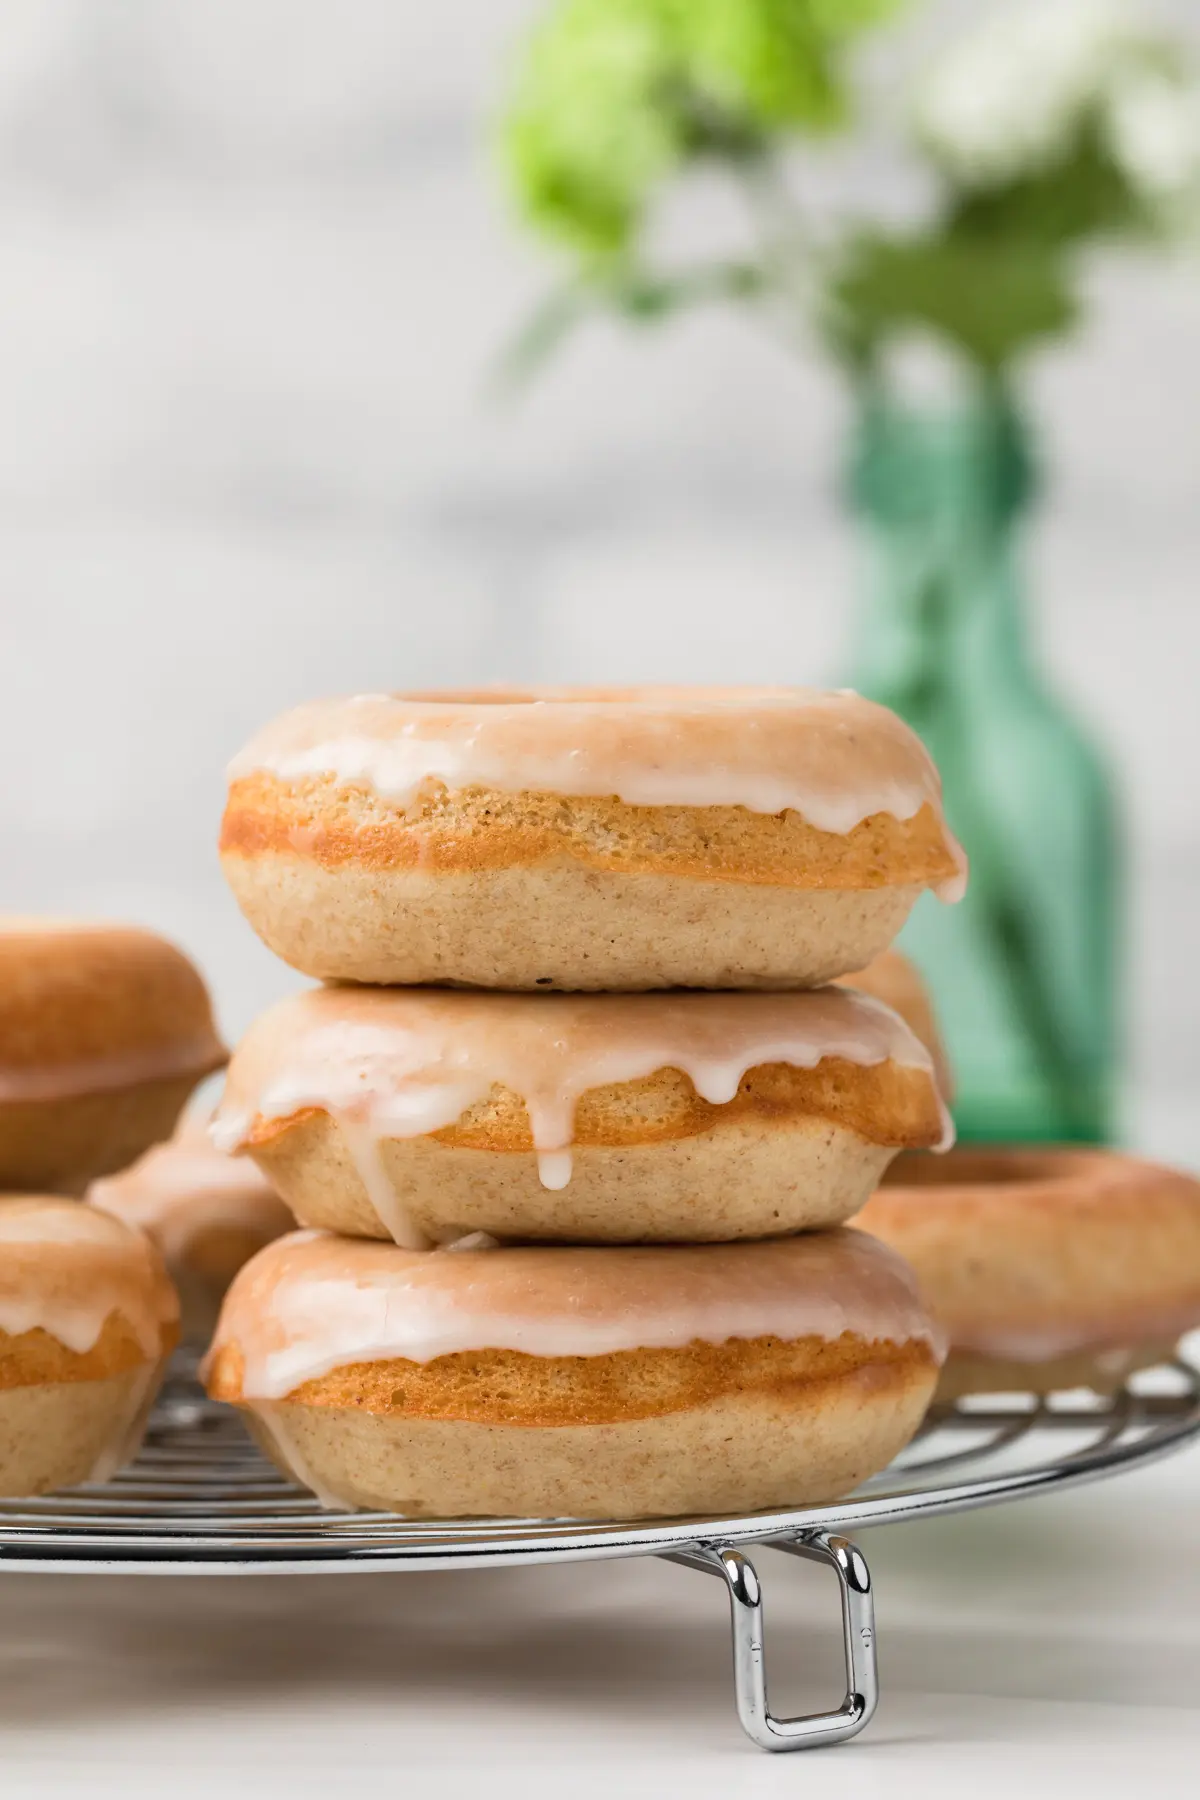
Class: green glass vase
845,393,1120,1143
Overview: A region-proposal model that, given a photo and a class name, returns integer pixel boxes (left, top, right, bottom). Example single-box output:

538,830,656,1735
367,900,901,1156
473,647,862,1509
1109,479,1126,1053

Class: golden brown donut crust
207,1330,937,1427
860,1146,1200,1359
0,1369,170,1497
243,1056,943,1160
231,1045,945,1245
248,1113,893,1245
0,921,226,1189
221,774,960,892
0,1312,179,1393
244,1367,936,1518
0,921,225,1087
0,1075,208,1195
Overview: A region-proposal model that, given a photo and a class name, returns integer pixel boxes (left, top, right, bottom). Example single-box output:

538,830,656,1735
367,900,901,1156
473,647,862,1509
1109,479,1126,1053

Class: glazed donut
205,1228,942,1517
859,1147,1200,1397
219,687,965,990
89,1111,293,1343
837,949,953,1098
0,919,226,1194
212,985,951,1248
0,1196,179,1495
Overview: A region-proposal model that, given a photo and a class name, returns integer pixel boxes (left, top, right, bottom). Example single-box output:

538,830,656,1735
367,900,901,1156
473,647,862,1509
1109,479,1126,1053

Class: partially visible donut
219,688,966,990
0,1195,179,1494
837,948,953,1099
89,1109,293,1343
0,919,226,1193
204,1228,943,1518
859,1146,1200,1396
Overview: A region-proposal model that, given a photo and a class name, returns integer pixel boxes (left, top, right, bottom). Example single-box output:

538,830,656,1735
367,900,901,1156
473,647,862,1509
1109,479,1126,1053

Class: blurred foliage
826,118,1162,371
499,0,1200,384
823,234,1081,374
503,0,901,262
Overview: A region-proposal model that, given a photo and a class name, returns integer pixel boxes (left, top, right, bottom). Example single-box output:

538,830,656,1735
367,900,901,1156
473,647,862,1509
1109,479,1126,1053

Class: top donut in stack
214,688,961,1248
219,687,964,991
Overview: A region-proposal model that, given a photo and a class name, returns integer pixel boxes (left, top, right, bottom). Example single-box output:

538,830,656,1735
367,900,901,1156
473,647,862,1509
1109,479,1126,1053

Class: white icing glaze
535,1150,574,1192
207,1228,943,1400
336,1118,429,1251
0,1196,179,1357
227,687,966,897
213,985,954,1246
89,1139,293,1267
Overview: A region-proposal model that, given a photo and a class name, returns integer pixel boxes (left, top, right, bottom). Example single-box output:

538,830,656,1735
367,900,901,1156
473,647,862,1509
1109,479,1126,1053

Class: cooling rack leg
666,1532,878,1752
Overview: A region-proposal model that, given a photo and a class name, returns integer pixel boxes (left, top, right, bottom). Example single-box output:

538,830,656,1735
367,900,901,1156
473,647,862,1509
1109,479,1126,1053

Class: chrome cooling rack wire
2,1348,1199,1753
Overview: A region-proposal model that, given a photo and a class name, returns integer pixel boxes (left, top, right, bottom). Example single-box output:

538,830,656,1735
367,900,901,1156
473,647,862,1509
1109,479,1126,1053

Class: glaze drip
227,686,967,894
0,1196,179,1358
89,1137,293,1265
212,985,953,1246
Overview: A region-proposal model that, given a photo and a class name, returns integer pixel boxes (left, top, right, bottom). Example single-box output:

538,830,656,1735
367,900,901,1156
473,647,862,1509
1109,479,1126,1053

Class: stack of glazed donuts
205,687,967,1519
0,919,225,1494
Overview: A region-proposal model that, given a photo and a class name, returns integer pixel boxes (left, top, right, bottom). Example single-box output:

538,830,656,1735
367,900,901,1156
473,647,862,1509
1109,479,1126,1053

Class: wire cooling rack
2,1350,1198,1752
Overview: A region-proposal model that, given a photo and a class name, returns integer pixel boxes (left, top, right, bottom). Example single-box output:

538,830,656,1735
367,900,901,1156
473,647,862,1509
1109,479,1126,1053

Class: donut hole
398,689,544,705
395,688,642,707
392,687,790,709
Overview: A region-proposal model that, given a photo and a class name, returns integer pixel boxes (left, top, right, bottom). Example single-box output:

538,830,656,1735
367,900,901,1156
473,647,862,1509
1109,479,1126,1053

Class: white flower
1107,66,1200,200
915,0,1145,186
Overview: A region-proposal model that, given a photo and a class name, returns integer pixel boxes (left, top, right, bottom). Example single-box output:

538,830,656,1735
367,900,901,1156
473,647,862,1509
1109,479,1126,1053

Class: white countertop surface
3,1436,1198,1799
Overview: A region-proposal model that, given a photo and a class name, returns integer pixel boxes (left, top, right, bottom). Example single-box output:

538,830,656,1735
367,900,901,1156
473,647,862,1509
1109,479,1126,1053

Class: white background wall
0,1,1197,1155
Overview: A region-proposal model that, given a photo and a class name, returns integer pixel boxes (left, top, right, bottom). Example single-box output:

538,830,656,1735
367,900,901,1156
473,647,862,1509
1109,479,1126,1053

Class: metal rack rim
3,1350,1198,1752
0,1351,1197,1577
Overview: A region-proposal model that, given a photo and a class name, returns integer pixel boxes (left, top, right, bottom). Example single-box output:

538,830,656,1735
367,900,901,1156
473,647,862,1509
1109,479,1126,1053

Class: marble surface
2,1437,1199,1797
